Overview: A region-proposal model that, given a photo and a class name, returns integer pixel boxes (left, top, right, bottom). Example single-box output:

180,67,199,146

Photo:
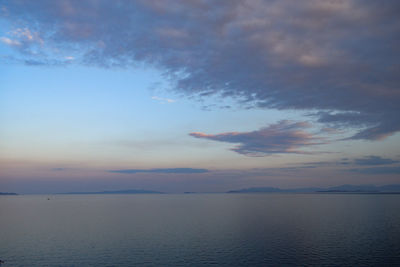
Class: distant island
227,184,400,194
0,192,18,195
60,189,164,195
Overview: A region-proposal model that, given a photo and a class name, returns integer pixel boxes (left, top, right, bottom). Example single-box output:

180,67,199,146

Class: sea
0,193,399,266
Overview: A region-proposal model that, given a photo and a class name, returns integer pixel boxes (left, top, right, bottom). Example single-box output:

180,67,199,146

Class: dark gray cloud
2,0,400,139
302,155,399,168
108,168,209,174
349,167,400,175
190,120,323,156
354,156,399,166
51,168,67,171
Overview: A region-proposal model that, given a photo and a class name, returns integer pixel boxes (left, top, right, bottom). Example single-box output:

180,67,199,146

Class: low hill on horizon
60,189,164,195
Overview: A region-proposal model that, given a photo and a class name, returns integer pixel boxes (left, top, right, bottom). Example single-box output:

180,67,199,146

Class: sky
0,0,399,193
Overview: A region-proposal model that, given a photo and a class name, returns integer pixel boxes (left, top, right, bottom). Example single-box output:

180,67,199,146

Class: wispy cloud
51,168,67,171
108,168,209,174
190,120,324,156
151,96,176,104
354,156,399,166
1,27,44,56
0,37,21,46
2,0,400,139
349,167,400,175
301,155,400,168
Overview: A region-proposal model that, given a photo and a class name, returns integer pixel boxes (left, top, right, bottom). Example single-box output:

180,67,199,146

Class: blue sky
1,0,400,193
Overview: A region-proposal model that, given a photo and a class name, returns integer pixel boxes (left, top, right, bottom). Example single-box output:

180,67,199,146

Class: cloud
354,156,399,166
349,167,400,175
2,0,400,139
301,155,400,168
190,120,324,156
108,168,209,174
0,37,21,46
51,168,67,171
23,58,72,66
151,96,176,103
1,27,44,55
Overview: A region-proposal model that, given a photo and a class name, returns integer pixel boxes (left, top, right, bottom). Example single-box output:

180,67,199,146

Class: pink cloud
190,120,325,156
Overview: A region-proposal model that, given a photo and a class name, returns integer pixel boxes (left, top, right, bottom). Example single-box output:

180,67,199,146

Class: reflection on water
1,194,399,266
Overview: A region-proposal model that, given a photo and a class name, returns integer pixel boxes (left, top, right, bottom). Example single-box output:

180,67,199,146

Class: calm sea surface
0,194,399,266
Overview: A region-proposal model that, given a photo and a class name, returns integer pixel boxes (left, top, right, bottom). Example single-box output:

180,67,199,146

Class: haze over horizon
1,0,399,194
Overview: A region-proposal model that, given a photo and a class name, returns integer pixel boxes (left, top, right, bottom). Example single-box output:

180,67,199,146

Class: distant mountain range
227,184,400,194
60,189,163,195
0,192,18,195
4,185,400,195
